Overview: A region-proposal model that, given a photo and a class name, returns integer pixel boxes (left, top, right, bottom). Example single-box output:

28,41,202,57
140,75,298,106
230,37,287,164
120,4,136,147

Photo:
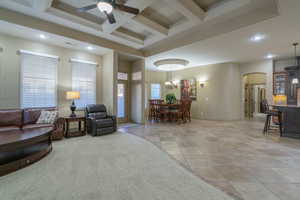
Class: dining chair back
181,99,192,122
149,99,164,121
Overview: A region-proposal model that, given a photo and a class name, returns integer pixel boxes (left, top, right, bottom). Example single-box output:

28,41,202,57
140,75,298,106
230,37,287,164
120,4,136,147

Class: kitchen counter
272,104,300,139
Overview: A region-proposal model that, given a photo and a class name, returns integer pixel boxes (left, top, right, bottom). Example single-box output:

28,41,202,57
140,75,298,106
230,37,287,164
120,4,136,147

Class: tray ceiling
0,0,278,57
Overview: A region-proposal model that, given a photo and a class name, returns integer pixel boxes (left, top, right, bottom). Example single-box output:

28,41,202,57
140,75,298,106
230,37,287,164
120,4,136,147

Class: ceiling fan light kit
77,0,140,24
97,2,113,14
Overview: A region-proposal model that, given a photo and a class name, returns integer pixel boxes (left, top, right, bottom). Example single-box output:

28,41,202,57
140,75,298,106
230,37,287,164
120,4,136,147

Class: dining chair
149,99,164,121
169,103,185,123
158,104,169,122
148,100,156,121
182,99,192,122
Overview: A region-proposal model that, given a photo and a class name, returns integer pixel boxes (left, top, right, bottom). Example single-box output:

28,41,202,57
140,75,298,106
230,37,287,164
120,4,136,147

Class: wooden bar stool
262,99,282,136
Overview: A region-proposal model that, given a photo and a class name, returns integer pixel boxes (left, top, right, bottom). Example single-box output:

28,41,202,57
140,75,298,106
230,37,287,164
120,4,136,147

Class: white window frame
71,59,97,109
118,72,128,81
20,50,58,108
150,83,161,99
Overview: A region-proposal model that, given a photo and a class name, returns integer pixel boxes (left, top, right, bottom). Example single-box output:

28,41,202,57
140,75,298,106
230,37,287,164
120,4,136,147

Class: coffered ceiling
0,0,278,57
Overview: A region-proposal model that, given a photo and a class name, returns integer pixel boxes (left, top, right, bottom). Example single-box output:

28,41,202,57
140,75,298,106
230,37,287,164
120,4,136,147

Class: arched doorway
243,73,267,119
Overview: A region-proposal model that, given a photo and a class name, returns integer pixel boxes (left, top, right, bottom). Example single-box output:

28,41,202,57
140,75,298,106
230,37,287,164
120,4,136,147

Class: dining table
157,103,182,122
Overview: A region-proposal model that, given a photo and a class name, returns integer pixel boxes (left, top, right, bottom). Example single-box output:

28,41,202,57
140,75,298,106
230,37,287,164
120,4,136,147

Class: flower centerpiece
166,93,176,104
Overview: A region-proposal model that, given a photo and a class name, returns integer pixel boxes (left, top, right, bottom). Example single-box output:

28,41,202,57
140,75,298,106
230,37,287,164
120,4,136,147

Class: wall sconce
292,78,299,84
199,81,206,88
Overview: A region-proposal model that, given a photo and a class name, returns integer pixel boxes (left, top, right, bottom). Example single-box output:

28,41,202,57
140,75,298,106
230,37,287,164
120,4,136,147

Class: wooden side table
63,116,86,138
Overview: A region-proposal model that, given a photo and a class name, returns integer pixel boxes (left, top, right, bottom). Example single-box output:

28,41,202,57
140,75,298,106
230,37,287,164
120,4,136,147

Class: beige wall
118,59,132,122
146,63,241,120
239,60,273,119
102,51,118,115
131,59,146,124
0,33,102,116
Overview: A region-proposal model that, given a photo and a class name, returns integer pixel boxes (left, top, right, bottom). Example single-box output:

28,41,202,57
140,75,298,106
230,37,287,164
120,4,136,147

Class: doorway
117,82,128,123
243,73,267,119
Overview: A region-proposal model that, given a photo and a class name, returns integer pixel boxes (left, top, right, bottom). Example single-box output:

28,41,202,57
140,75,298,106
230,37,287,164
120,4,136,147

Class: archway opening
243,73,267,119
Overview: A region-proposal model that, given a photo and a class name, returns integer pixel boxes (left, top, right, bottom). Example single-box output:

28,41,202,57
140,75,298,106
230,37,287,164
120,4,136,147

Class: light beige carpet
0,133,234,200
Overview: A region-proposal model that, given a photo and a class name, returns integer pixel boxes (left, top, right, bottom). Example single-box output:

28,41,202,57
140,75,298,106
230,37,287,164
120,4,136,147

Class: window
132,71,142,81
71,59,97,108
151,83,161,99
20,50,58,108
118,72,128,80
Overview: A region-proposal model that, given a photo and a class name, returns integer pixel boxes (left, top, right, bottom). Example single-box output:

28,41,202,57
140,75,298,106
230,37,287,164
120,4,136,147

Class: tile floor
119,120,300,200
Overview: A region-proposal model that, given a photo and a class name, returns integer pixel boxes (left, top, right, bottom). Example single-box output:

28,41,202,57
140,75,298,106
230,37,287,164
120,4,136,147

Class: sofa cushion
22,124,54,130
23,107,56,125
0,109,22,127
0,126,21,132
95,118,114,128
36,110,58,124
88,112,107,119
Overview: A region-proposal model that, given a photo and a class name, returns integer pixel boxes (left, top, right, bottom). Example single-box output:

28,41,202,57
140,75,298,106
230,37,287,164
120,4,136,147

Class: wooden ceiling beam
32,0,54,11
132,15,168,36
113,27,145,45
164,0,206,22
51,0,103,25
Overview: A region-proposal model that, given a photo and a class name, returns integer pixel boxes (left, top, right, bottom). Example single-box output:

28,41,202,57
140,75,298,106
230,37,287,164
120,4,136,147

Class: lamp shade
66,91,80,100
273,95,287,105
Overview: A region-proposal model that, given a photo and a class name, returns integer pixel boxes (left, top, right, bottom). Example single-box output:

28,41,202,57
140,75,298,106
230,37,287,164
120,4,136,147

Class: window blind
20,51,58,108
118,72,128,80
71,60,97,108
151,83,161,99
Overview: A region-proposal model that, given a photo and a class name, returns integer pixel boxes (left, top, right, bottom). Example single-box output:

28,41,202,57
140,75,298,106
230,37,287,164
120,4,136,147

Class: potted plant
166,93,176,104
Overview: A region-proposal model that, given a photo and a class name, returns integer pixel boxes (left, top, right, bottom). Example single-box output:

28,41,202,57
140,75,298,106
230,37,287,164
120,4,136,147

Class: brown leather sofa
0,108,64,140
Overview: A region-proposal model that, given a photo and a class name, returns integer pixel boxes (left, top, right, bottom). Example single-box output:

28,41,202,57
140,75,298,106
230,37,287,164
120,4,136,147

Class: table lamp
66,91,80,117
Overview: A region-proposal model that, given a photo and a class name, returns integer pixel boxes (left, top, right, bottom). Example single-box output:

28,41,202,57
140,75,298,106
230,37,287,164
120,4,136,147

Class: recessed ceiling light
250,34,265,42
265,54,276,59
87,46,94,50
39,34,46,39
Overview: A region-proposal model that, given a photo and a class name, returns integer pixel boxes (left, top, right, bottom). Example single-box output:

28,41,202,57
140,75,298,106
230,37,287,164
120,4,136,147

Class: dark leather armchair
85,104,117,136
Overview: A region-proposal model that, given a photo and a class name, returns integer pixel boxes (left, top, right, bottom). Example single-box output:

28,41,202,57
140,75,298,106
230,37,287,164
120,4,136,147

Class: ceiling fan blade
77,4,97,12
104,12,116,24
115,4,139,15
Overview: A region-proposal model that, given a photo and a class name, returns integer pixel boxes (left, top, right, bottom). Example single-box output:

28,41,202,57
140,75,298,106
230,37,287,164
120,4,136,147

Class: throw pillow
36,110,58,124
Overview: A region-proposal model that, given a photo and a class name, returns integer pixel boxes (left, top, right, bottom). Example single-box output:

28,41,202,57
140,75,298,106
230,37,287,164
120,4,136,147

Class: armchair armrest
86,117,97,136
107,115,117,131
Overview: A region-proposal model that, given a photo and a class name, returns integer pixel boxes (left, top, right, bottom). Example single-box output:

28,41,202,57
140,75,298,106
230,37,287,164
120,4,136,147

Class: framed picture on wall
180,79,197,100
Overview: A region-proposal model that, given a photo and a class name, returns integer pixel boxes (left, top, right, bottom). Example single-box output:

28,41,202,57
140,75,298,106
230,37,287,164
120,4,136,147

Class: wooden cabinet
273,72,288,95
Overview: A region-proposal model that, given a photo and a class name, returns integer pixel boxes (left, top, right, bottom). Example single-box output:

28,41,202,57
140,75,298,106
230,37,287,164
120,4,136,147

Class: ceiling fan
77,0,140,24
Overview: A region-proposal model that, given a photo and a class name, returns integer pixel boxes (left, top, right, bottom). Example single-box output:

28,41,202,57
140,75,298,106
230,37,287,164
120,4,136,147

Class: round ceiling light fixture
154,59,189,71
97,1,113,13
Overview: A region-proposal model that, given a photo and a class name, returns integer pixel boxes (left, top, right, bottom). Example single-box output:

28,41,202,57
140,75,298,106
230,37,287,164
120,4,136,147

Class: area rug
0,133,234,200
